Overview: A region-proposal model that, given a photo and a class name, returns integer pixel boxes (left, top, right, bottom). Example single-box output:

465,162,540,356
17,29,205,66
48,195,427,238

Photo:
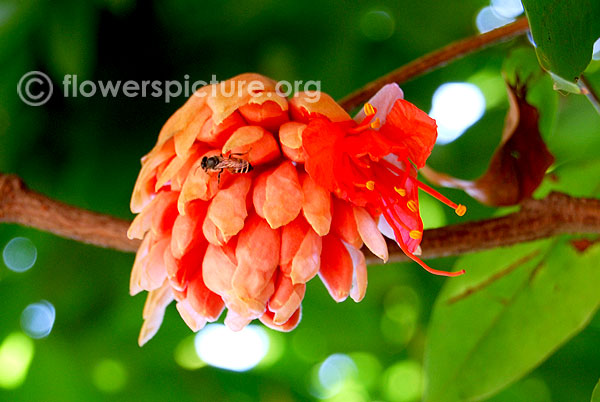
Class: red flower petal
318,235,353,302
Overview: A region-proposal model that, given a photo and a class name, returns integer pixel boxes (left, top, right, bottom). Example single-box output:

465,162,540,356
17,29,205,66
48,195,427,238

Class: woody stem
338,17,529,111
2,173,599,263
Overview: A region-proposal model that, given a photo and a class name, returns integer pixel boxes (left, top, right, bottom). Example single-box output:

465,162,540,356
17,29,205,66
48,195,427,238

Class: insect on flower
201,151,253,184
128,74,468,345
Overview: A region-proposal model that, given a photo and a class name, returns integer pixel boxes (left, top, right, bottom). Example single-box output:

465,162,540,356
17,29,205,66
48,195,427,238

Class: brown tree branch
339,17,530,111
0,173,139,252
2,173,599,264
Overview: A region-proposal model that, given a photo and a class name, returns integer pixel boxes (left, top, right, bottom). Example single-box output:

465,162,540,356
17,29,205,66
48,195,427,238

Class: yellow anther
364,103,375,116
370,117,381,129
407,200,418,213
365,180,375,190
455,204,467,217
409,230,422,240
394,187,406,196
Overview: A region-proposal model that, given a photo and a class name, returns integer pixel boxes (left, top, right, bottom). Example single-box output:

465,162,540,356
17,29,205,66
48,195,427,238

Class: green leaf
424,239,600,402
592,378,600,402
521,0,600,86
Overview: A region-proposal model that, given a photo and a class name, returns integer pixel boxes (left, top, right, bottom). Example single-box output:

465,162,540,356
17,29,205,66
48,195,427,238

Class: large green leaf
593,379,600,402
521,0,600,85
424,239,600,401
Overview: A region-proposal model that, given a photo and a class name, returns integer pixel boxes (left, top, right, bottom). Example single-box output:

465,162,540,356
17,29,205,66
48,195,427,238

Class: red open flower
300,84,467,276
128,74,466,345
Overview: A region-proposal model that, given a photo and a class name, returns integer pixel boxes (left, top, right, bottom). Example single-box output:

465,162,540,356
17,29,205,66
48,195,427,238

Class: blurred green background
1,0,600,401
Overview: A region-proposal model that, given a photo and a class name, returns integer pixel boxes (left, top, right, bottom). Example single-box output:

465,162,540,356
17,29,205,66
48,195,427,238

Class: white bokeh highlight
593,37,600,61
476,6,515,33
429,82,486,144
20,301,56,339
490,0,524,18
194,324,269,372
3,237,37,272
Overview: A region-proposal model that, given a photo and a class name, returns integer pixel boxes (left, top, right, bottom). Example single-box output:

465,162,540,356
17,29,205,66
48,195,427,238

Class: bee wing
214,158,245,172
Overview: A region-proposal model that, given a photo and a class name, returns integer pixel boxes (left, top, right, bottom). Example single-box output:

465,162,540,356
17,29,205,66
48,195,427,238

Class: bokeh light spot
92,359,128,393
194,324,269,372
360,10,395,41
174,335,206,370
429,82,486,144
20,301,55,339
593,37,600,61
475,6,514,34
318,354,358,394
490,0,524,18
0,332,34,389
382,360,423,402
3,237,37,272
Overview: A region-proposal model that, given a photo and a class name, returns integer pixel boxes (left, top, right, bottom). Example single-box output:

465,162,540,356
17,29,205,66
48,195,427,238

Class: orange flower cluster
128,74,465,345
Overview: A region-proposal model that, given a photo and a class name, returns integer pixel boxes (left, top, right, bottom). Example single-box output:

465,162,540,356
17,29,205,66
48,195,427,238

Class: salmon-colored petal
156,90,207,147
239,101,289,131
202,243,237,296
174,104,211,157
130,234,152,295
224,309,252,332
150,191,179,237
178,151,220,214
202,214,232,246
252,170,269,219
331,198,362,248
301,173,332,236
279,121,306,148
197,111,246,146
290,91,350,123
344,242,368,302
280,216,307,266
225,273,275,318
171,200,207,259
207,175,252,238
131,139,176,213
164,243,206,292
319,235,353,302
264,162,303,229
353,206,389,262
176,299,208,332
187,270,225,322
232,215,280,310
222,126,280,166
143,238,169,291
139,281,173,346
280,216,322,284
269,274,306,324
207,74,288,126
281,144,305,163
260,307,301,332
128,206,152,240
279,121,306,162
156,144,207,191
290,226,322,285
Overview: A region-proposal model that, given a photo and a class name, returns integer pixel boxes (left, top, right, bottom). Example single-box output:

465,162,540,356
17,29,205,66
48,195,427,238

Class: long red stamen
416,179,467,216
381,210,466,277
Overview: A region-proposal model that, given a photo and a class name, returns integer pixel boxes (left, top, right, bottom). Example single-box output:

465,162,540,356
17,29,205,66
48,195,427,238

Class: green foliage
593,378,600,402
522,0,600,89
425,239,600,401
1,0,600,401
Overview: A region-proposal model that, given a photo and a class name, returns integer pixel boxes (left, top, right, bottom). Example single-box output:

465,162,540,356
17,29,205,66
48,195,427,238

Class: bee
200,152,253,184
